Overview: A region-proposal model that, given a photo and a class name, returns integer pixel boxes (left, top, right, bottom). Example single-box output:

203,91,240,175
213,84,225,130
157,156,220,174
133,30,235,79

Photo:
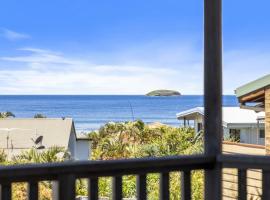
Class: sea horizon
0,95,238,132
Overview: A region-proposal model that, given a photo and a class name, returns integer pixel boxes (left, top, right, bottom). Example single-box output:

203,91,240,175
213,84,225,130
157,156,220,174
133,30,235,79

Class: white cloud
18,47,56,53
1,28,30,41
2,45,269,95
0,47,203,94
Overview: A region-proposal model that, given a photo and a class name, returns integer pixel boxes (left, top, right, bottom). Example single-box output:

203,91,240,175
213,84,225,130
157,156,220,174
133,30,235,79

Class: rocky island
146,90,181,96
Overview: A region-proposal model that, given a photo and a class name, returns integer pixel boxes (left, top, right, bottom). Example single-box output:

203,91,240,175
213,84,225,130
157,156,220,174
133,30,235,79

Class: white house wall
239,127,264,145
180,114,265,145
75,140,90,160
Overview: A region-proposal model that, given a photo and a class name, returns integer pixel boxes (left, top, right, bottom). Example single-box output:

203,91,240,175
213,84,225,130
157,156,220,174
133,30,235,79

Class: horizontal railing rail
3,153,270,200
0,155,215,182
2,154,270,199
218,154,270,170
0,155,215,200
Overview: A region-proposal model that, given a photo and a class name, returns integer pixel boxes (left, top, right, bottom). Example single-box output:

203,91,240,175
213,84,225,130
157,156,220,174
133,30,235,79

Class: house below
235,73,270,152
176,107,265,145
0,118,91,160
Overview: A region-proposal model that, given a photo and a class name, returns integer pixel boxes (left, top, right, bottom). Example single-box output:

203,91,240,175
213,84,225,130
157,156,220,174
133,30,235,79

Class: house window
229,129,240,142
259,129,265,138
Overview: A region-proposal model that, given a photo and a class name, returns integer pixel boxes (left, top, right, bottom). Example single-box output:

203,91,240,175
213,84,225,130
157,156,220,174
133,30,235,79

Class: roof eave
176,108,204,119
235,74,270,99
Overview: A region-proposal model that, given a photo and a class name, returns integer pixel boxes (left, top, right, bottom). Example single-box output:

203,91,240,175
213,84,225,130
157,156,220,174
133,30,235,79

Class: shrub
0,149,7,163
88,120,204,200
34,113,47,118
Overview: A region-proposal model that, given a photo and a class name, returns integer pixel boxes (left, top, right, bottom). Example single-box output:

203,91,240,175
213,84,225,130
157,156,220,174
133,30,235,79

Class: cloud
1,48,70,65
18,47,61,54
0,28,30,41
0,47,203,94
3,44,269,95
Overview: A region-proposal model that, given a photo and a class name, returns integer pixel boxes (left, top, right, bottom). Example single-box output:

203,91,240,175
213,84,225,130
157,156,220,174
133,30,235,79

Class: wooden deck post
265,87,270,154
204,0,222,199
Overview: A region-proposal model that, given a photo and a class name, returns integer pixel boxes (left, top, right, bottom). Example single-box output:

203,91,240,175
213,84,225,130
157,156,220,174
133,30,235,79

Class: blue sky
0,0,269,94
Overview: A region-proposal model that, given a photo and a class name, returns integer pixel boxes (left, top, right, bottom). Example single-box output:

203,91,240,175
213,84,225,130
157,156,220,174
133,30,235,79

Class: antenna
34,136,43,145
31,135,45,149
128,100,135,121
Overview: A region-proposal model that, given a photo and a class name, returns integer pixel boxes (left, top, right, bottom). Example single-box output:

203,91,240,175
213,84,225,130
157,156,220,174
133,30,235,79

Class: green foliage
0,149,7,164
146,173,160,200
0,147,69,200
12,146,70,164
98,177,112,198
89,121,202,160
224,134,240,143
122,176,136,198
191,171,204,200
34,113,47,118
0,111,15,118
76,179,88,196
88,120,204,200
13,148,42,163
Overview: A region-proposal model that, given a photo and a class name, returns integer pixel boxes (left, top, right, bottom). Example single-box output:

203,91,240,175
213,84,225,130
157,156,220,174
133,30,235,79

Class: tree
10,147,70,200
12,146,69,164
0,149,7,163
88,121,204,200
0,111,15,118
34,113,47,118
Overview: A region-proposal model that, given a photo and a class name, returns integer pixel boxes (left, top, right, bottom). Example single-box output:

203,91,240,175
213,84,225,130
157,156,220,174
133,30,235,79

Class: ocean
0,95,238,132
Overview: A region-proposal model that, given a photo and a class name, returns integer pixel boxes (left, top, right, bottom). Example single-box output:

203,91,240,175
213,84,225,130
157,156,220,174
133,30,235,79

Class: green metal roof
235,74,270,97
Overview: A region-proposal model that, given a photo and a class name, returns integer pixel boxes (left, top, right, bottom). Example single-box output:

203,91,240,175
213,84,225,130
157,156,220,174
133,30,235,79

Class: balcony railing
1,154,270,199
1,0,267,199
0,155,214,200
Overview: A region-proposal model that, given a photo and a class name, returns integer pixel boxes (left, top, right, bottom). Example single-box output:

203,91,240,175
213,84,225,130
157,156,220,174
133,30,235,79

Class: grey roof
0,118,74,150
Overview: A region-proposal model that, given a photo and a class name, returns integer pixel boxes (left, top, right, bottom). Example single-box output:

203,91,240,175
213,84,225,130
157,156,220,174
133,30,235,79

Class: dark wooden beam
204,0,222,199
239,89,265,103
